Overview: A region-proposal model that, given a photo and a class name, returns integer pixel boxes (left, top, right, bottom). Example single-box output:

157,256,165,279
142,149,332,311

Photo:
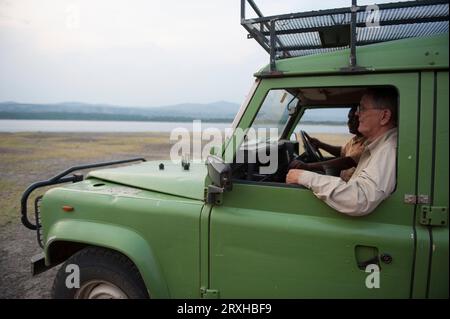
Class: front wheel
52,246,149,299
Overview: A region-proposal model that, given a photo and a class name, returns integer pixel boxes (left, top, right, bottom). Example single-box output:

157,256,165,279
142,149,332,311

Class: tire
52,246,149,299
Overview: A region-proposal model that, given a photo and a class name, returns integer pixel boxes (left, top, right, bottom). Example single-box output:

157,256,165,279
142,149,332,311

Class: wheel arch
45,219,170,298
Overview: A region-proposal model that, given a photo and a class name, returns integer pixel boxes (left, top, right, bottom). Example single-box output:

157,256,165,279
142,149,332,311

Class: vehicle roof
255,34,449,77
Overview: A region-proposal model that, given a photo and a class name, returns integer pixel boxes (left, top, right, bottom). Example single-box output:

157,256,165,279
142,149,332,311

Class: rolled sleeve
297,130,397,217
299,171,366,216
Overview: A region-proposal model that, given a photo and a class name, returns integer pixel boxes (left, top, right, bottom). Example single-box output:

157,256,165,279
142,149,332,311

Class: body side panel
428,71,449,298
40,179,204,298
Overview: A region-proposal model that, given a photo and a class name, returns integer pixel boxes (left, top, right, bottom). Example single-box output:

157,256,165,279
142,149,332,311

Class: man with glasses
286,87,398,216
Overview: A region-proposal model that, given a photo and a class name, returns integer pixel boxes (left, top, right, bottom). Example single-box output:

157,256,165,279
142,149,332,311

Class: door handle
355,245,379,270
357,255,380,270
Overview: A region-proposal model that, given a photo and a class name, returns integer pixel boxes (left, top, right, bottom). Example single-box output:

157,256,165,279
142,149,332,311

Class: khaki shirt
299,128,398,216
339,135,366,182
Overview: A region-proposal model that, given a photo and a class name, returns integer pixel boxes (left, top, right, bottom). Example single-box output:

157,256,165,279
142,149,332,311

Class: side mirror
206,155,232,191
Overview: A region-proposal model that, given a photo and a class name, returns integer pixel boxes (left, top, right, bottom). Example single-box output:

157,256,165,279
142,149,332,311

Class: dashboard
231,139,299,183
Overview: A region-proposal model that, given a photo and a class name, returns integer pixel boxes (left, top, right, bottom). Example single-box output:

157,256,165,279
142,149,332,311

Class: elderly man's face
356,94,384,138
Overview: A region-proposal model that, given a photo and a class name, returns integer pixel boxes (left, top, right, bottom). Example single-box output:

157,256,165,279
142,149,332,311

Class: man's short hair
364,87,398,125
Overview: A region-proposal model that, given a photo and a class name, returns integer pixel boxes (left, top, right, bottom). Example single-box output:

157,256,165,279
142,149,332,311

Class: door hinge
404,194,429,205
200,287,220,299
204,185,224,205
420,206,448,226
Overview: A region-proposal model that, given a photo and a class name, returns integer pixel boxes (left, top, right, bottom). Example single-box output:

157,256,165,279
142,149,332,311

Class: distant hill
0,101,240,122
0,101,348,124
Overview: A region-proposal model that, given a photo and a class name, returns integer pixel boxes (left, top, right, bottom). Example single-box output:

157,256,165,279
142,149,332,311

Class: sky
0,0,411,107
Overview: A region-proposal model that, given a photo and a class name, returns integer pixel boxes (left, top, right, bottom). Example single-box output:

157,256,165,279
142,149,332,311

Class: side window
232,85,399,189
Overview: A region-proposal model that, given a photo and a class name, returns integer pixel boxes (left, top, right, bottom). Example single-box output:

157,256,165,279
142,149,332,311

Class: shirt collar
365,127,398,152
353,135,366,144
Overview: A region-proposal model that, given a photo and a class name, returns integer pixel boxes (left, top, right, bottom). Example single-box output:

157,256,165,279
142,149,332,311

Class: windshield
247,89,298,144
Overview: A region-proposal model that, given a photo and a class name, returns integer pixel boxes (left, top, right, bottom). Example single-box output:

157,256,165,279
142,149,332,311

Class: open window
230,86,397,186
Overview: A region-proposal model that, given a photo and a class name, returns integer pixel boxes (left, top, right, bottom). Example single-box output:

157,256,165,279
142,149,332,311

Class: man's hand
286,169,304,184
288,159,312,170
308,136,322,149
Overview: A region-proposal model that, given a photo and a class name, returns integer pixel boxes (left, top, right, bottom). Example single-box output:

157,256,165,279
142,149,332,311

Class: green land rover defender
21,0,449,298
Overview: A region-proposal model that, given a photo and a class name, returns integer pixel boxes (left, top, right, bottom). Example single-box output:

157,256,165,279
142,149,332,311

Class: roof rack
241,0,449,72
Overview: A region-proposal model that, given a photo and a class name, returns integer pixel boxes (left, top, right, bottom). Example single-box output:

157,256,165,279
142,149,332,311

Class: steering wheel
300,130,324,162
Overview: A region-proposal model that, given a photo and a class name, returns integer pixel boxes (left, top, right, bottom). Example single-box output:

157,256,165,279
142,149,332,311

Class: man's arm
287,144,396,216
291,156,356,172
309,137,342,157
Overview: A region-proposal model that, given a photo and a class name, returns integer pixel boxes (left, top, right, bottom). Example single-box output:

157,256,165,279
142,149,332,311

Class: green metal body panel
45,219,169,298
36,35,448,298
41,178,204,298
256,35,449,76
413,71,435,298
427,71,449,298
87,160,207,200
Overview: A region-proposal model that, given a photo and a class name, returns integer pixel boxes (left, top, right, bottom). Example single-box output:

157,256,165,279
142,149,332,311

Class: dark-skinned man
289,105,366,182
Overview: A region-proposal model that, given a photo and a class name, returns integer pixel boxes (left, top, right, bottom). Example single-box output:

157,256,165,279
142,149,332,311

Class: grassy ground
0,132,172,226
0,131,350,298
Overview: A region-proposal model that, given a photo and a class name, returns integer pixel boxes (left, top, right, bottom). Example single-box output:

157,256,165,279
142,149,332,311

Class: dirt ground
0,131,350,299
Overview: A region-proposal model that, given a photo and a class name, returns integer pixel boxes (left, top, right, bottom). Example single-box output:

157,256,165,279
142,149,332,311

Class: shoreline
0,120,349,133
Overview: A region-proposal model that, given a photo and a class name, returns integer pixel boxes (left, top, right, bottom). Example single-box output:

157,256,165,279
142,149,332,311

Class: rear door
209,73,420,298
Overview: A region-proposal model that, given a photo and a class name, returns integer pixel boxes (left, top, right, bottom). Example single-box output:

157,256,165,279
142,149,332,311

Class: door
416,71,449,298
209,73,419,298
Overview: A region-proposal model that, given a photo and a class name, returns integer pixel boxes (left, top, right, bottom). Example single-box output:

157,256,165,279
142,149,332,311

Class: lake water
0,120,348,134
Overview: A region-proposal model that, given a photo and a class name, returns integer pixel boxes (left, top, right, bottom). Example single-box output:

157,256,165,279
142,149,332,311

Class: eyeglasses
356,105,384,113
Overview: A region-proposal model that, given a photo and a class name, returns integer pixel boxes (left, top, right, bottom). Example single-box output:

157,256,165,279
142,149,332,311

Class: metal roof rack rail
241,0,449,73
